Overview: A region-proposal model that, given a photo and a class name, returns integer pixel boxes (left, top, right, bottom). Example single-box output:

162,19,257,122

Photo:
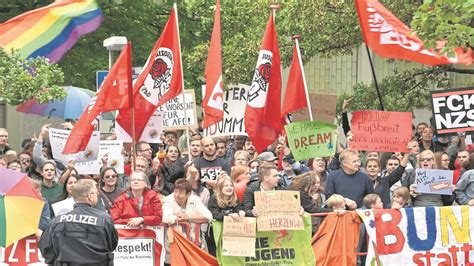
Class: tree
0,48,65,105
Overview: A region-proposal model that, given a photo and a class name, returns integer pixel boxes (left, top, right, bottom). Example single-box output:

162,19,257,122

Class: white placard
115,110,163,143
203,84,248,137
158,90,197,129
49,128,100,164
52,197,75,216
75,140,125,175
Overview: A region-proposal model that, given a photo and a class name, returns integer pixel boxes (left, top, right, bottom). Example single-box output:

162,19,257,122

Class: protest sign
358,206,474,266
415,169,453,195
114,225,165,266
75,140,124,175
158,90,197,129
285,121,337,161
203,84,248,137
115,110,163,143
52,197,75,216
431,87,474,134
49,128,100,164
0,235,45,265
254,191,303,231
222,217,257,257
350,110,412,152
213,215,315,266
291,93,338,123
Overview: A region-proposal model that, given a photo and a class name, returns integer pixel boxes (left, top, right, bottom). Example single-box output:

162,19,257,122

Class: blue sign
96,70,109,91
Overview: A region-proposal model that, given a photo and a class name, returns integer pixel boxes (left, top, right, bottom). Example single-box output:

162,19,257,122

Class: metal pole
365,44,384,111
293,36,313,121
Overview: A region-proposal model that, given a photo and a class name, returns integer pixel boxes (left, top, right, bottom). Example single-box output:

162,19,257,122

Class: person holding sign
455,154,474,206
402,150,455,207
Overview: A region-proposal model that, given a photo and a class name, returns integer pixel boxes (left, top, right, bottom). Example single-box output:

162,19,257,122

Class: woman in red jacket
111,172,162,226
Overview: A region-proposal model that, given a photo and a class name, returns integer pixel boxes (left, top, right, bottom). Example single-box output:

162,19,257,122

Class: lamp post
103,36,128,69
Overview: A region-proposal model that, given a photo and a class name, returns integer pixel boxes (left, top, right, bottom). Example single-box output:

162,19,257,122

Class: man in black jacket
39,179,118,265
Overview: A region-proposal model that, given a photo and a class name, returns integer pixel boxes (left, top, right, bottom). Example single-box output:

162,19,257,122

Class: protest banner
291,93,338,123
203,84,248,137
158,90,197,129
350,110,412,152
358,206,474,266
415,169,453,195
0,235,45,265
254,191,303,231
114,225,165,266
49,128,100,164
222,217,257,257
285,121,337,161
213,215,315,265
115,110,163,143
431,87,474,134
52,197,75,216
75,140,125,175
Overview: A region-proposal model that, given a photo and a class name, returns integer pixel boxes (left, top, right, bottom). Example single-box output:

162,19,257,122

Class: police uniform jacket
39,203,119,265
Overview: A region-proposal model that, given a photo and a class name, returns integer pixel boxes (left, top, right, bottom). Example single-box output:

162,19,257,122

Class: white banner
75,140,125,175
49,128,100,165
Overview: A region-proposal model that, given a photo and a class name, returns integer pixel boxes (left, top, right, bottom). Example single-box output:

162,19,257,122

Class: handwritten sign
415,169,453,195
158,90,197,129
254,191,303,231
431,87,474,134
350,110,412,152
222,217,257,257
75,140,125,175
203,84,248,137
49,128,100,164
285,121,337,161
291,93,337,123
115,111,163,143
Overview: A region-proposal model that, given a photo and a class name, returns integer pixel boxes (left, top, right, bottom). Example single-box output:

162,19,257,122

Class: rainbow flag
0,0,103,63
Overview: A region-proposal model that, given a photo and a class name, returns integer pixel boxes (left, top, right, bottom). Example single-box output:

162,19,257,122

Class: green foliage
0,48,65,105
336,66,450,119
411,0,474,53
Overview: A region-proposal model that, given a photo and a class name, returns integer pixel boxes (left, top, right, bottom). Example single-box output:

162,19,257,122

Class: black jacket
291,188,332,214
243,181,282,217
39,203,118,265
208,194,243,220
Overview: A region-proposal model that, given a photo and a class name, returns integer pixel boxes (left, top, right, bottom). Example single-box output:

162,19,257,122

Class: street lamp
103,36,127,69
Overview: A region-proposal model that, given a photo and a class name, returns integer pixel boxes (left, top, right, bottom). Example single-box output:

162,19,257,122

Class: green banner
285,121,337,161
212,215,315,266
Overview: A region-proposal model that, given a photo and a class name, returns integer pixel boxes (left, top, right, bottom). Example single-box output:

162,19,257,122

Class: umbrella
16,86,114,120
0,167,44,248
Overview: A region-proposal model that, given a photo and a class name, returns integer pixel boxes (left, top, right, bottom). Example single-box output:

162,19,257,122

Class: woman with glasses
98,167,124,213
402,150,455,207
111,172,163,226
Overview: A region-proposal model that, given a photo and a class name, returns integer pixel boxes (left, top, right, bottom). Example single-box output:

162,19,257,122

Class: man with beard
243,137,257,161
194,137,231,189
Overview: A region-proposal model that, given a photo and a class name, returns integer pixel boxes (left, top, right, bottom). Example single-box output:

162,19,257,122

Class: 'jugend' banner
358,206,474,265
431,87,474,134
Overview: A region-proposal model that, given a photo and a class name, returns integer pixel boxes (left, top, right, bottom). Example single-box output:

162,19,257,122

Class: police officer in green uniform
39,179,118,265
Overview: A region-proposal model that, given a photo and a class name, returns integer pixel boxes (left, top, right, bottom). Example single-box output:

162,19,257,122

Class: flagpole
174,3,192,162
127,42,137,172
365,44,384,111
293,35,313,121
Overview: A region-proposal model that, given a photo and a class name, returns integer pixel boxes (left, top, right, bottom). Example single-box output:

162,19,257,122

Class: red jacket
111,189,163,226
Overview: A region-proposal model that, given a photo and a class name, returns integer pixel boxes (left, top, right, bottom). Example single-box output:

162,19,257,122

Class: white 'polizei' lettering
59,214,98,225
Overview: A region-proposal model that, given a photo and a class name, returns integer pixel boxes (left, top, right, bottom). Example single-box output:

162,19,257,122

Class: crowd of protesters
1,98,474,265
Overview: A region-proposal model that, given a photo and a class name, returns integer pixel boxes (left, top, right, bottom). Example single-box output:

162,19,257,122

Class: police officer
39,179,118,265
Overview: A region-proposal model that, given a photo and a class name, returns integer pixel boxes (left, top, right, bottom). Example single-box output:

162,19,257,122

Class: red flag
63,42,132,154
202,0,224,128
244,11,283,153
116,4,183,139
355,0,472,66
281,41,309,119
170,228,218,266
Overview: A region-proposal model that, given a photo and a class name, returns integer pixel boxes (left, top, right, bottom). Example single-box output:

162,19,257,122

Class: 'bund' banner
213,215,315,265
431,87,474,134
285,121,337,161
350,110,412,152
358,206,474,266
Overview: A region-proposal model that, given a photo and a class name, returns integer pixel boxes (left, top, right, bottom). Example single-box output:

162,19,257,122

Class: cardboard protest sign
285,121,337,161
222,217,257,257
291,93,338,123
203,84,248,137
254,191,303,231
114,225,165,266
431,87,474,134
358,206,474,266
158,90,197,129
75,140,125,175
49,128,100,164
415,169,453,195
115,111,163,143
213,215,315,266
350,110,412,152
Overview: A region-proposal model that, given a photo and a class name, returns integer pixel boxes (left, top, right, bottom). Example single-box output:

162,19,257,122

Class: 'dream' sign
431,87,474,134
358,206,474,266
350,110,412,152
285,121,337,161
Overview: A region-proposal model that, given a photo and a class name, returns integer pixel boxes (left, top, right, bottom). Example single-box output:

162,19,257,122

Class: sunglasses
420,158,434,162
